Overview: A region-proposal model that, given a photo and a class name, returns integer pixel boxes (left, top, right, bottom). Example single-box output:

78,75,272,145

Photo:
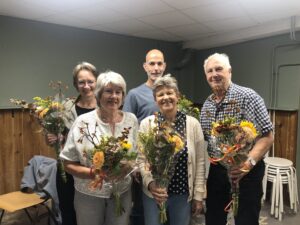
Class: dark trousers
130,178,145,225
57,171,77,225
205,161,265,225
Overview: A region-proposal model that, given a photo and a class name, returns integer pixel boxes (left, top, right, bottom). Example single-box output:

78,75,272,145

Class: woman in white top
60,71,139,225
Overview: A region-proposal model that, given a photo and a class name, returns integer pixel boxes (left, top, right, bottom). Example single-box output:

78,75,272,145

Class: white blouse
60,109,139,198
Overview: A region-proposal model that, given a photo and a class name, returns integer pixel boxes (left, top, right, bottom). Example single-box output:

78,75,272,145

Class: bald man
123,49,166,122
123,49,166,225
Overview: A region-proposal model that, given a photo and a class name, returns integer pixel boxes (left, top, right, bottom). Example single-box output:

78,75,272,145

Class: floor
0,201,299,225
259,202,299,225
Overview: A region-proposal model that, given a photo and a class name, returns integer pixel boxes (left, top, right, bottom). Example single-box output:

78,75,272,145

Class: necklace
97,109,123,123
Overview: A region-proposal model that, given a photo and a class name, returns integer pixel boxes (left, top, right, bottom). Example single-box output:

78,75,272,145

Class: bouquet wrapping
209,117,258,216
79,123,137,216
138,114,184,223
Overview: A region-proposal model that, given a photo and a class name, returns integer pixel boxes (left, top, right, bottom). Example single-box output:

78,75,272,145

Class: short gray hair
152,74,179,97
203,53,231,71
94,71,126,107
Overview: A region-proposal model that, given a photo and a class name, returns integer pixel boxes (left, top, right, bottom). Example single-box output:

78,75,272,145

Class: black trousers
57,171,77,225
205,161,265,225
130,178,145,225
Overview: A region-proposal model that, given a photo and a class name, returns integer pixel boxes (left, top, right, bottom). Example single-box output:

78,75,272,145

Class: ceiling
1,0,300,50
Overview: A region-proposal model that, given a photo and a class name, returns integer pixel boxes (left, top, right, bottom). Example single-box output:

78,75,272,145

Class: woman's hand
192,200,203,216
46,133,58,145
148,181,168,205
132,170,141,183
46,133,64,146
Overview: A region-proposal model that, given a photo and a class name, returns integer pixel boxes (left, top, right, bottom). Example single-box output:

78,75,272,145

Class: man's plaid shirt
200,82,273,157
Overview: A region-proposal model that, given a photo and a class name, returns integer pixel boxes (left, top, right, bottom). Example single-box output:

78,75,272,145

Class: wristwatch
247,156,257,167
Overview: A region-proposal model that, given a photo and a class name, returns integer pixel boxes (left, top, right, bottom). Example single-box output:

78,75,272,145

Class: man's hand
229,162,251,183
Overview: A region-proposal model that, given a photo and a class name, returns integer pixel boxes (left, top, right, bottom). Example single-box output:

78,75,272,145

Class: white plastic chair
262,157,298,220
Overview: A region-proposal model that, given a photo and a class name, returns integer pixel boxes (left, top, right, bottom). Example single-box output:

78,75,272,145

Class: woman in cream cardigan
138,75,206,225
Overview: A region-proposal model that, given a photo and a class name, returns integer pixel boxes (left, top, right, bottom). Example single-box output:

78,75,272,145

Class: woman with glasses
47,62,98,225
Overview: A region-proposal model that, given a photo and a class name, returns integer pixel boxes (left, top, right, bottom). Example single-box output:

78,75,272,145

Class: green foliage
178,95,200,120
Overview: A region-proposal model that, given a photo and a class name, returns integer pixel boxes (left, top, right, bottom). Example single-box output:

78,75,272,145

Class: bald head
144,49,166,86
145,49,165,62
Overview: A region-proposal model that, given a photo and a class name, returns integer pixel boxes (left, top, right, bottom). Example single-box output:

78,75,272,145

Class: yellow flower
51,101,63,110
240,121,258,138
38,108,49,119
211,122,220,136
171,135,184,153
93,151,105,169
121,141,132,150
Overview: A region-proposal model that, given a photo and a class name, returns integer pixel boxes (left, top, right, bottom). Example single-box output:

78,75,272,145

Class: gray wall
0,15,195,109
191,33,300,108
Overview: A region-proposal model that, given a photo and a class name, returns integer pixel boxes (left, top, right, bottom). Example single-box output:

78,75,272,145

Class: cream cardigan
138,114,206,202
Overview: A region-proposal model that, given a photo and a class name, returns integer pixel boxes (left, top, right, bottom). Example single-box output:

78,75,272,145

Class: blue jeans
143,193,191,225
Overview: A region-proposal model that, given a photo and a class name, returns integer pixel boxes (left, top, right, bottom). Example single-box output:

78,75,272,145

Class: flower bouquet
10,81,69,182
209,117,258,216
138,114,184,223
78,123,137,216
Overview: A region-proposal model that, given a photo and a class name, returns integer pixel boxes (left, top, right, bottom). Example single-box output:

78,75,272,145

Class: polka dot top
158,111,189,195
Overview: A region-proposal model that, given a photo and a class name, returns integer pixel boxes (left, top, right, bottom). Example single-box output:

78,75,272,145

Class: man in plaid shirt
200,53,273,225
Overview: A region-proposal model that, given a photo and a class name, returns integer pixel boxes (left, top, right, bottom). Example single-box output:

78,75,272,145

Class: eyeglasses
77,80,95,87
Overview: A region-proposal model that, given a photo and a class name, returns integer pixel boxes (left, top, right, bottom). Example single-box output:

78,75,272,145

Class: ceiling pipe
290,16,296,40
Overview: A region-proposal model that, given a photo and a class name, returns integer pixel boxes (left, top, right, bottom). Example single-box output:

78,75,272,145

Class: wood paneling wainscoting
0,109,55,194
0,109,298,194
269,110,298,165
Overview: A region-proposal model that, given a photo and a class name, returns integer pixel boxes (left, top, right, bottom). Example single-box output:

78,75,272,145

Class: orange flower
93,151,105,169
38,108,49,119
174,135,184,152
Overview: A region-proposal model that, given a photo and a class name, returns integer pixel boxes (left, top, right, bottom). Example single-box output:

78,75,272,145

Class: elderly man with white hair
200,53,273,225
